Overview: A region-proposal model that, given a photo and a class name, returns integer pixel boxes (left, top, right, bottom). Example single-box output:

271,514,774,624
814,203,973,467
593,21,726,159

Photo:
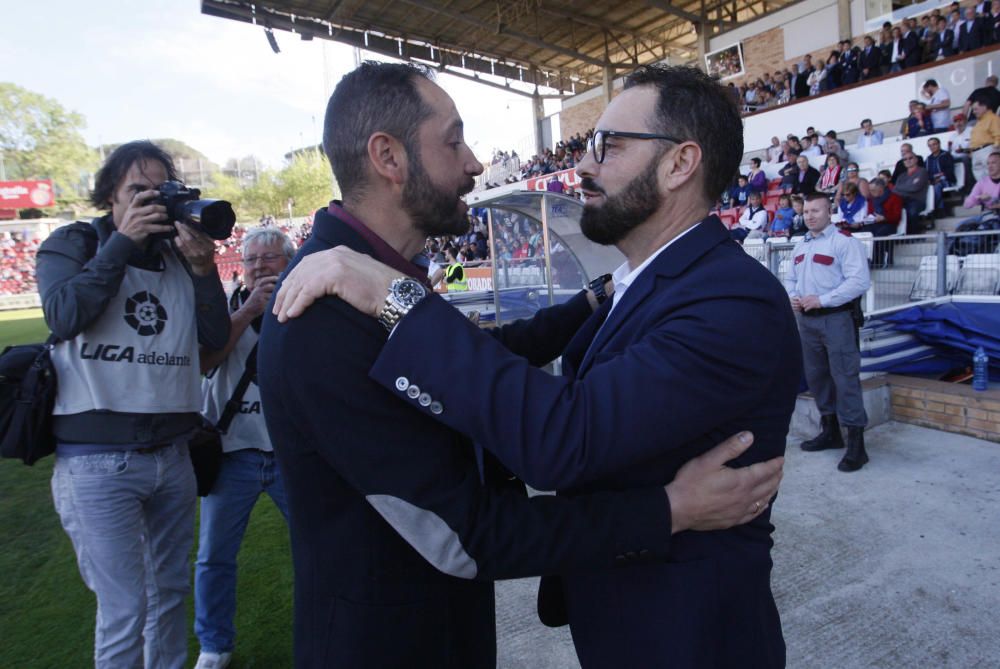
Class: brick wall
560,90,620,142
888,375,1000,443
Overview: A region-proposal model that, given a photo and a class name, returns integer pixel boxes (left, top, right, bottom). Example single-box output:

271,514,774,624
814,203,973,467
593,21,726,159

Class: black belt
802,303,853,317
134,441,174,455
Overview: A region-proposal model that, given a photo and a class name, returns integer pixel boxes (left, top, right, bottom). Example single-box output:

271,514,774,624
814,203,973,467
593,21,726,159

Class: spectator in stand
922,79,952,132
894,153,930,228
770,194,795,238
801,135,823,158
793,155,821,196
964,75,1000,119
970,98,1000,150
807,65,826,96
863,178,903,236
949,113,974,186
817,154,843,195
729,174,752,207
545,175,564,193
902,19,922,68
779,150,801,193
959,6,985,52
989,0,1000,43
860,36,882,80
857,118,884,147
792,57,813,99
960,151,1000,222
787,195,808,237
904,100,932,138
892,143,925,184
888,26,905,73
732,191,769,242
926,137,957,211
822,132,849,163
837,182,868,229
821,51,842,92
834,163,871,206
948,8,964,51
932,16,957,60
839,40,860,85
747,157,768,194
766,136,784,163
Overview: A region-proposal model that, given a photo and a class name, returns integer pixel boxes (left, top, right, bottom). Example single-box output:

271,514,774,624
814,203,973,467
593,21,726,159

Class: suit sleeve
487,290,593,366
278,298,673,580
370,290,788,491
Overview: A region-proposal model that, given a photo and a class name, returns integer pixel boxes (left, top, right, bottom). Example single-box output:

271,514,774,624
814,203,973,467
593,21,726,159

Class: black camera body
154,180,236,241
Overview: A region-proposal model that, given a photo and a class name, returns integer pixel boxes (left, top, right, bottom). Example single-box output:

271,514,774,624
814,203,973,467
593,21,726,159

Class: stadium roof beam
643,0,705,25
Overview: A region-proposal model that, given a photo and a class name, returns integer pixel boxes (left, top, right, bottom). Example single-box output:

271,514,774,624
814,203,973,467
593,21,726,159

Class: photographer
193,228,293,669
36,141,230,669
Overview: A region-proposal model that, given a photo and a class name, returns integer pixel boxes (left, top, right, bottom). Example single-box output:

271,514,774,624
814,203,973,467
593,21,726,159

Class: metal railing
751,229,1000,315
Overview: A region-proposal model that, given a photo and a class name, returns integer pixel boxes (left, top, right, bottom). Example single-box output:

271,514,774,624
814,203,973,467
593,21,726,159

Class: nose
576,149,597,179
464,145,484,177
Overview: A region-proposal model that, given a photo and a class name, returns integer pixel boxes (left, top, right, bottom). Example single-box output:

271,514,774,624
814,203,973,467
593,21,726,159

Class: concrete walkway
494,422,1000,668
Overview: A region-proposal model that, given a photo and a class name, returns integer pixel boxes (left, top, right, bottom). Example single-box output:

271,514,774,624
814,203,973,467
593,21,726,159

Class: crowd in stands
732,1,1000,114
719,68,1000,243
0,233,41,296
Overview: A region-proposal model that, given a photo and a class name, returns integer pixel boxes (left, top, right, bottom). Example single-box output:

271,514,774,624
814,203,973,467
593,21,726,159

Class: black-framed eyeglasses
586,129,684,164
243,252,283,265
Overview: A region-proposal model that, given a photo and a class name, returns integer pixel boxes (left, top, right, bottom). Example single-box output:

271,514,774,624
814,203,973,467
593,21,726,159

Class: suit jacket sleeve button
429,401,443,415
418,392,432,407
395,377,409,391
406,385,421,399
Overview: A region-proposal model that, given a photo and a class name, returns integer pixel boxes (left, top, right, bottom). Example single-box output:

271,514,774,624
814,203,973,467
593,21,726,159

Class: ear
366,132,408,187
659,141,703,193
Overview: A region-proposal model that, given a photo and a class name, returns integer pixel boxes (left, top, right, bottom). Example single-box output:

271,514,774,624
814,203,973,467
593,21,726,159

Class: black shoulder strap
217,343,259,433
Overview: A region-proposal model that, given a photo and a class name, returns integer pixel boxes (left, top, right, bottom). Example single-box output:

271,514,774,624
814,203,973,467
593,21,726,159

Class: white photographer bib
201,325,272,453
52,247,201,415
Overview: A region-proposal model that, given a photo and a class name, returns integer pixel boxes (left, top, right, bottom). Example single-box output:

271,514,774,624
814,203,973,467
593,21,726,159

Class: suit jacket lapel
563,298,613,379
576,217,731,377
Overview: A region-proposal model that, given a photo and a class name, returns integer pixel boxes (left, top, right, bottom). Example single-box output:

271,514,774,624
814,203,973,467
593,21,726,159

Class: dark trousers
797,311,868,427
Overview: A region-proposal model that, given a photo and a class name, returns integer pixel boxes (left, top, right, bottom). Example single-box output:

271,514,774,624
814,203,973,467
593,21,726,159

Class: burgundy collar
327,201,431,288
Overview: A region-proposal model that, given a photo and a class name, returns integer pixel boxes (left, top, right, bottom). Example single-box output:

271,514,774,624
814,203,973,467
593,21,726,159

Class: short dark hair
322,61,434,201
804,192,831,204
750,157,761,167
622,64,743,203
924,79,939,89
90,140,177,210
861,118,872,126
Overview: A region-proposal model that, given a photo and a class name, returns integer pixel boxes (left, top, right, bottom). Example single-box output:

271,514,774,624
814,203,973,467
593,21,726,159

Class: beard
404,154,475,237
579,159,662,246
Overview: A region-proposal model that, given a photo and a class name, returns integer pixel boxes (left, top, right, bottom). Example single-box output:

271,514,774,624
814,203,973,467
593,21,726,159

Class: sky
3,0,555,168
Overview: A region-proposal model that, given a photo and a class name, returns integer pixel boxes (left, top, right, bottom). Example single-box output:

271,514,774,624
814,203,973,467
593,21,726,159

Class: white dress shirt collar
610,222,701,312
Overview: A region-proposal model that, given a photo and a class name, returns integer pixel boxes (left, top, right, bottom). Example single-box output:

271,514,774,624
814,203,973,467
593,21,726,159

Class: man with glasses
274,64,799,668
193,227,294,669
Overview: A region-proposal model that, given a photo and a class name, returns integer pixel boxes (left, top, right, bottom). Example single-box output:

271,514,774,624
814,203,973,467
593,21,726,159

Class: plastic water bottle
973,346,989,392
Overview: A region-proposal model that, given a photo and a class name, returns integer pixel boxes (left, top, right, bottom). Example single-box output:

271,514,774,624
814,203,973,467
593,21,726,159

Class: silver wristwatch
377,277,428,332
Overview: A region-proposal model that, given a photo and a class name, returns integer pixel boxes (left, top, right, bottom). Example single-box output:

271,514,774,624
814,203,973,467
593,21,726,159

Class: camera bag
0,334,61,465
191,343,258,496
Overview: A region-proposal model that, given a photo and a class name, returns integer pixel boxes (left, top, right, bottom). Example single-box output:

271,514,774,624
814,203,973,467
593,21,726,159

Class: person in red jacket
862,177,903,236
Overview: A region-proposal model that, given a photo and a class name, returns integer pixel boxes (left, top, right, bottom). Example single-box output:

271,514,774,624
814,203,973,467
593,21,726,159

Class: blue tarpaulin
880,302,1000,379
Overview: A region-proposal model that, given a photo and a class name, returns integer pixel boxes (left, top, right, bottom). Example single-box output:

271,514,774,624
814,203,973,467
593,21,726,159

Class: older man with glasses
192,227,296,669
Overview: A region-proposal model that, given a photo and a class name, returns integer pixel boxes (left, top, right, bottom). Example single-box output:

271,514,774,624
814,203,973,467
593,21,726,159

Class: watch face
393,278,427,307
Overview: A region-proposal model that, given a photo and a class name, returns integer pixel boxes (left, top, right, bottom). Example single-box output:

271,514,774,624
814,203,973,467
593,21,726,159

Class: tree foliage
0,82,97,202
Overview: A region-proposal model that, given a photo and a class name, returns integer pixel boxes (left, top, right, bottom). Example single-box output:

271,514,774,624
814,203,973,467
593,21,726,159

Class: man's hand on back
665,432,783,533
273,246,398,322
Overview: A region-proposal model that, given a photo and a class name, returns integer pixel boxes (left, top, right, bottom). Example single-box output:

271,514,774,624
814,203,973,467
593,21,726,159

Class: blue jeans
194,449,289,653
51,444,196,669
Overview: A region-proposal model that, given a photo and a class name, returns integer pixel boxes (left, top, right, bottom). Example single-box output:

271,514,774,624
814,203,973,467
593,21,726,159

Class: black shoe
801,414,845,452
838,426,869,472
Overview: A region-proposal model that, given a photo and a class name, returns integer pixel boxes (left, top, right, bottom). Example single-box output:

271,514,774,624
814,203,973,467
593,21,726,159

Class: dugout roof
202,0,797,97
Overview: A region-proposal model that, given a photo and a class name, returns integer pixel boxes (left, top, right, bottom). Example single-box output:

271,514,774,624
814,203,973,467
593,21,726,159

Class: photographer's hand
175,224,217,277
115,189,173,248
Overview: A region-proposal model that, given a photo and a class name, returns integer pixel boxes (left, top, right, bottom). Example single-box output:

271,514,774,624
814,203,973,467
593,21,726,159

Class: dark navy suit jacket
258,208,677,668
370,217,802,668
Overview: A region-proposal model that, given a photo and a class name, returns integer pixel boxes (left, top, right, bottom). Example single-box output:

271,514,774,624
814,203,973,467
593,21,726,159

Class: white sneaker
194,651,232,669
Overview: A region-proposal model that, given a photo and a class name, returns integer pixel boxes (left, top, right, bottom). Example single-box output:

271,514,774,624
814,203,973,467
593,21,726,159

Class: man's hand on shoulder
273,246,398,322
665,432,783,533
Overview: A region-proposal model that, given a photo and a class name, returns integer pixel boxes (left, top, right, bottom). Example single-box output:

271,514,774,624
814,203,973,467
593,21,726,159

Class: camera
154,180,236,240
